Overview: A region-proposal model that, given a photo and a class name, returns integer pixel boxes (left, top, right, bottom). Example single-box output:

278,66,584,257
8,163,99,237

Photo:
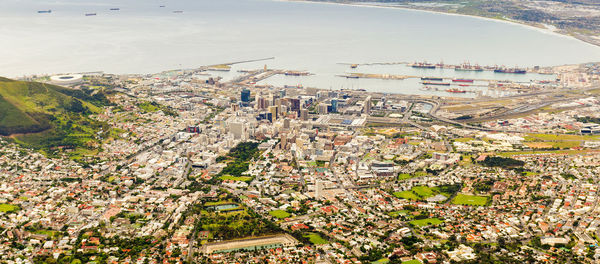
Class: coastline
277,0,600,49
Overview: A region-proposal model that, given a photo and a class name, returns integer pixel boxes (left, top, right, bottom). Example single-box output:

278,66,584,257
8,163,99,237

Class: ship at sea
38,10,51,13
494,67,526,74
85,13,97,16
455,62,483,72
446,88,466,93
422,81,450,86
410,62,436,69
173,10,184,13
421,77,443,81
110,8,120,11
452,79,474,83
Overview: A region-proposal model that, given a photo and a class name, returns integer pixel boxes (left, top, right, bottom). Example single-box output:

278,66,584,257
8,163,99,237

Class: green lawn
398,173,413,180
412,186,434,197
372,258,390,264
269,210,290,219
219,175,253,182
388,210,409,218
452,194,488,206
454,137,474,142
393,185,457,202
526,133,600,141
409,218,443,227
0,204,18,212
204,200,232,206
304,232,328,245
393,191,419,200
402,260,422,264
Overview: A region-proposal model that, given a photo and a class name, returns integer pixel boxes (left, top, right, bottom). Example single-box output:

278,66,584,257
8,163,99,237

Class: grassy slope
0,77,109,156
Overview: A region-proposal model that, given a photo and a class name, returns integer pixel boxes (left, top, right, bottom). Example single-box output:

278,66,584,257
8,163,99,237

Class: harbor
343,60,554,75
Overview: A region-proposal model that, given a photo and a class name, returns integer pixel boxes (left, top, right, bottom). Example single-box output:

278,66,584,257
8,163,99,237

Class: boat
173,10,184,13
422,81,450,86
458,84,470,87
452,79,474,83
284,71,310,76
160,5,166,7
345,75,359,79
446,88,466,93
350,64,358,69
410,62,436,69
109,8,120,11
494,67,526,74
421,77,443,81
38,10,51,13
85,13,97,16
455,62,483,71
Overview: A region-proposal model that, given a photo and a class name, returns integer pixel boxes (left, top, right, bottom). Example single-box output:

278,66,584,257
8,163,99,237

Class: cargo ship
173,10,184,13
452,79,474,83
410,62,436,69
446,88,466,93
494,68,526,74
455,63,483,72
109,8,120,11
85,13,97,16
38,10,51,13
422,81,450,86
421,77,443,81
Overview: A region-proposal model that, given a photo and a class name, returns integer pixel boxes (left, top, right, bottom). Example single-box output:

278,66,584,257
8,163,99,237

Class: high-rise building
228,121,245,139
288,98,300,112
315,180,325,200
241,89,251,104
318,103,329,114
364,96,372,115
300,109,308,121
330,98,338,113
283,118,290,129
269,105,279,122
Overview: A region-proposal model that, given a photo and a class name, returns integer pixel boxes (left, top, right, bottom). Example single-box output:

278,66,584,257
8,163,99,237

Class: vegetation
303,232,328,244
189,200,282,241
576,116,600,124
215,142,261,180
452,193,489,206
397,173,414,180
393,191,419,200
393,184,459,201
219,175,253,182
0,78,111,157
137,101,178,117
409,218,443,227
480,156,524,168
401,260,421,264
0,203,18,212
269,210,291,219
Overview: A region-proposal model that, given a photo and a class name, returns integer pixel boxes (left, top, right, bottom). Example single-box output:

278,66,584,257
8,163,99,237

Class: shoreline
277,0,600,49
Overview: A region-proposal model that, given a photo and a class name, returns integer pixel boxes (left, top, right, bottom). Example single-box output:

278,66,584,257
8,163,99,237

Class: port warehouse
200,234,298,254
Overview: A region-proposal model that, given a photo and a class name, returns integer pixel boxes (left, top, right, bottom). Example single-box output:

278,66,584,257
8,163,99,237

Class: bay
1,0,599,96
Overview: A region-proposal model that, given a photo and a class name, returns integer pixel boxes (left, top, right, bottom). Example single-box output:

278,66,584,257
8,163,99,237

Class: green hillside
0,77,111,157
